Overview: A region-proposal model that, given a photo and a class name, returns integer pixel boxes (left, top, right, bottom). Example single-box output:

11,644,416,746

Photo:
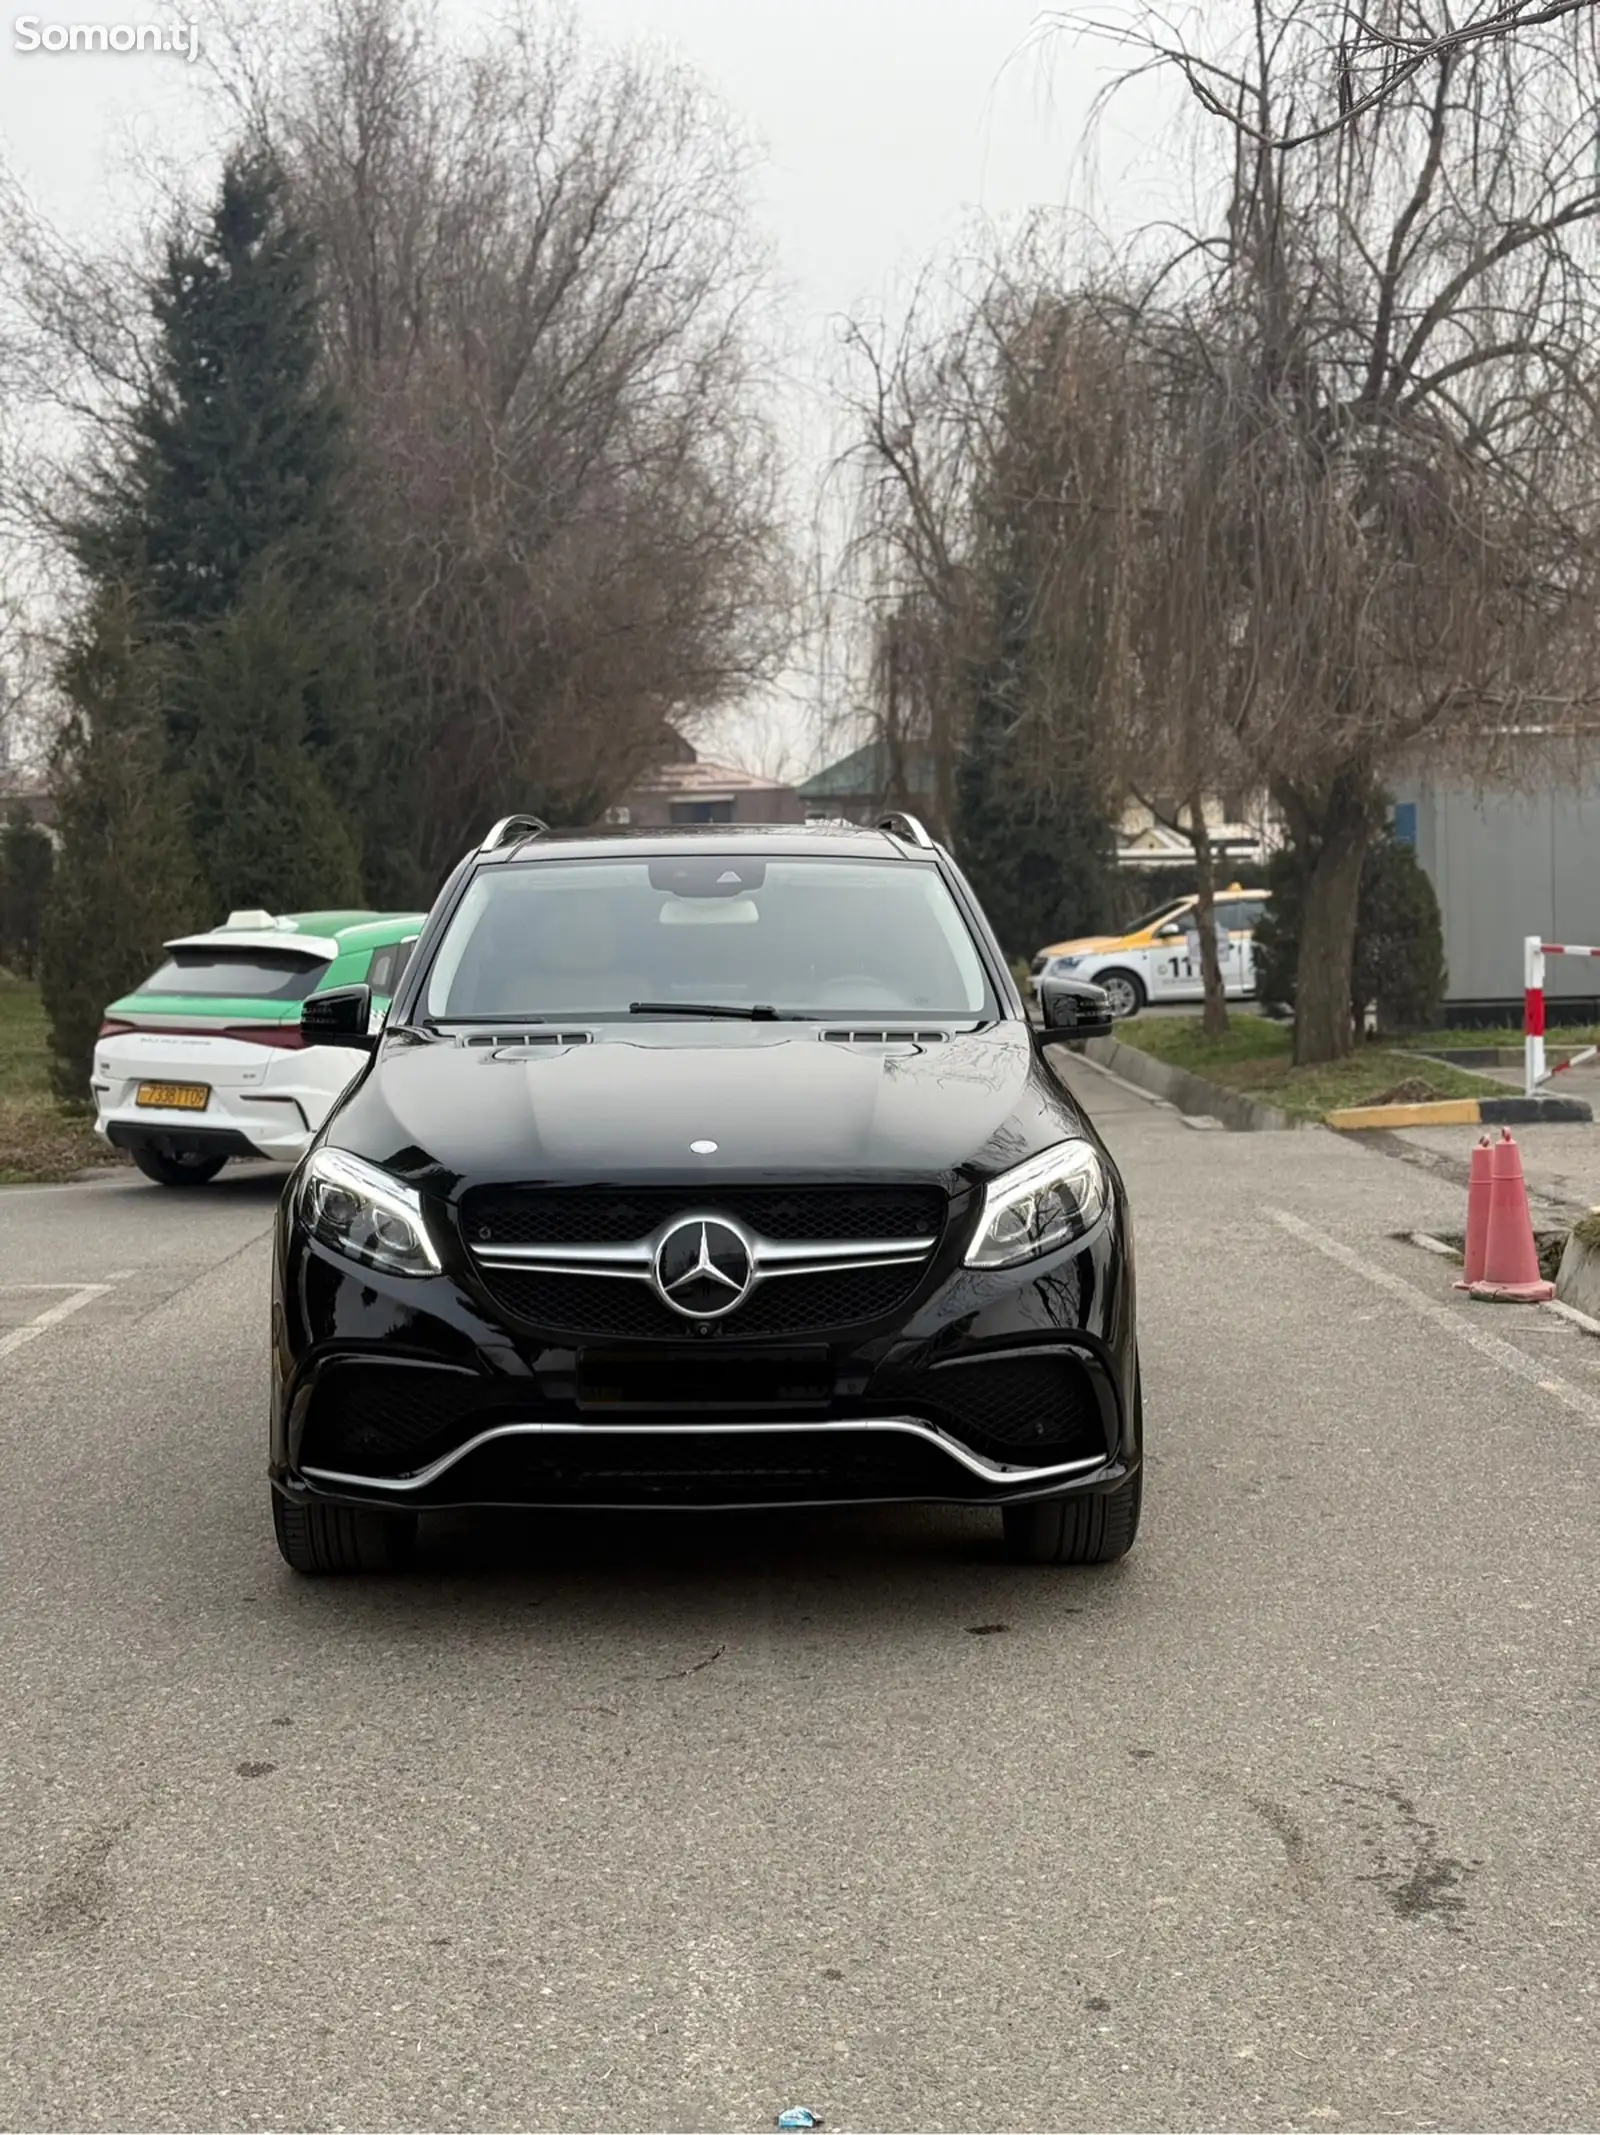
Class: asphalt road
2,1080,1598,2134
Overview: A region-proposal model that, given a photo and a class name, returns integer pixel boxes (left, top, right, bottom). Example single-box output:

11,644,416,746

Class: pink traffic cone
1454,1133,1494,1290
1468,1130,1555,1302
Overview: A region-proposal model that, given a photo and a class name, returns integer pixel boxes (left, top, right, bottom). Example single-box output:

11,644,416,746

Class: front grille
461,1184,947,1249
436,1428,996,1506
890,1354,1108,1466
478,1261,928,1341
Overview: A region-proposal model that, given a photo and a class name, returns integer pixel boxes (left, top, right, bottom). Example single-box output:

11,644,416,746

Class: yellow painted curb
1326,1098,1483,1130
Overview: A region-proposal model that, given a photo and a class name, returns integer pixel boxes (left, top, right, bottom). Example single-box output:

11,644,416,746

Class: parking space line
0,1272,115,1289
0,1273,134,1362
1267,1207,1600,1429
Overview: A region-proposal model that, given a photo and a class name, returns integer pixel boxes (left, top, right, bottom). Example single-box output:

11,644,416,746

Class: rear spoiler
161,931,340,959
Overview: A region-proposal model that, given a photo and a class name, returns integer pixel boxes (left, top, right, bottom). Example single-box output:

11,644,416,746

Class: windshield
135,948,329,1001
425,856,991,1020
1127,897,1191,934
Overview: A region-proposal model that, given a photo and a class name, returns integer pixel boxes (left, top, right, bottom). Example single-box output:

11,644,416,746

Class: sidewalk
1386,1104,1600,1212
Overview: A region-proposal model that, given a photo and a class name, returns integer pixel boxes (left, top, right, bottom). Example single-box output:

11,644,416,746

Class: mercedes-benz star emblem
652,1217,755,1319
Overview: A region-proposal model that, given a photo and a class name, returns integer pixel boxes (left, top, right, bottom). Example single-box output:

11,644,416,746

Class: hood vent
821,1028,948,1047
462,1029,594,1049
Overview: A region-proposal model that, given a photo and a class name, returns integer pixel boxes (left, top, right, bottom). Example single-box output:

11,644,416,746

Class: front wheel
1094,968,1145,1020
131,1145,229,1187
272,1491,418,1574
1002,1467,1142,1565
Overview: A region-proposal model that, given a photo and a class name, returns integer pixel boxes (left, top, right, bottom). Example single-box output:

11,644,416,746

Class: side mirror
301,984,376,1051
1038,977,1116,1045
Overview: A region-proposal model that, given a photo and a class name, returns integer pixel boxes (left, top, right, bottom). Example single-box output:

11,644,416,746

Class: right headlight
297,1147,441,1277
964,1140,1108,1269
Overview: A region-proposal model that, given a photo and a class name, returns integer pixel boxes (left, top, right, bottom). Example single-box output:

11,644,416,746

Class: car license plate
136,1081,211,1111
577,1347,831,1410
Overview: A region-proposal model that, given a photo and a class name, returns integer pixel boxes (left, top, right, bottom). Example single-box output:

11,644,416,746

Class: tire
1002,1465,1142,1565
130,1145,229,1187
272,1490,418,1574
1095,968,1145,1020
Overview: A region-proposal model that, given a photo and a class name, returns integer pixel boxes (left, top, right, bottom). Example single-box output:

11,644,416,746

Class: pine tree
955,699,1116,959
954,547,1116,961
70,150,373,891
950,309,1120,962
0,804,55,978
40,592,205,1100
182,566,363,914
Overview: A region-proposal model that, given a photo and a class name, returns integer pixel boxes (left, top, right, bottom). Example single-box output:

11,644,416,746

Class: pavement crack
618,1644,727,1687
658,1643,725,1681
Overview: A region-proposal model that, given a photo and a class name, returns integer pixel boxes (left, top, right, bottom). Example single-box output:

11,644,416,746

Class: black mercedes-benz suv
269,813,1140,1572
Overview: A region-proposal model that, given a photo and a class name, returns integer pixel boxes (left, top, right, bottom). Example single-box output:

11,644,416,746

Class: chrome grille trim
473,1240,655,1269
756,1235,934,1265
469,1228,939,1281
301,1417,1112,1494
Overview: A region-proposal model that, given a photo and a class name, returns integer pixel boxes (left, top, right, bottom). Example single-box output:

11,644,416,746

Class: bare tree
2,0,792,886
832,236,1141,881
1071,1,1600,1060
831,236,1264,1015
236,0,790,875
1049,0,1600,148
1109,321,1259,1035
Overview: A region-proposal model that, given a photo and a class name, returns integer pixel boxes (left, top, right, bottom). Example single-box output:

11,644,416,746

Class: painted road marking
1267,1209,1600,1429
0,1273,135,1362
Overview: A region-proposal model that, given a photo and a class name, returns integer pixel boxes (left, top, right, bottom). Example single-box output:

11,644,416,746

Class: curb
1410,1229,1600,1336
1421,1045,1592,1069
1328,1093,1593,1130
1556,1222,1600,1320
1083,1036,1299,1132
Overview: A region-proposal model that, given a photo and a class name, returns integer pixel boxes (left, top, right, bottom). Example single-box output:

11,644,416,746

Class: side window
367,938,417,996
1220,899,1266,934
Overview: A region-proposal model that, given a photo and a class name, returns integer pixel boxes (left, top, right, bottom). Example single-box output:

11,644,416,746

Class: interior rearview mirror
301,984,377,1051
1037,977,1116,1046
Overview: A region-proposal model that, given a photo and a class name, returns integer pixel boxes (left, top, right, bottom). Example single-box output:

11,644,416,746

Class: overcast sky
0,0,1180,776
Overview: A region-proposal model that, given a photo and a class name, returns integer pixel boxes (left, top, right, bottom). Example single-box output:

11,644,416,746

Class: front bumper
271,1194,1138,1515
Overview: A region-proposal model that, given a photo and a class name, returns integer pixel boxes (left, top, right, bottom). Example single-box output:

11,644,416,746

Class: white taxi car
93,908,424,1185
1030,887,1271,1020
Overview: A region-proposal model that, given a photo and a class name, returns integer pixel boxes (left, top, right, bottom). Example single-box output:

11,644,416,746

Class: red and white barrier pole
1524,935,1600,1098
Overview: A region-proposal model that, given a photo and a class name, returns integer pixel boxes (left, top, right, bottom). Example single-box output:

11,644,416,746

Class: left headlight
297,1148,441,1277
965,1140,1109,1269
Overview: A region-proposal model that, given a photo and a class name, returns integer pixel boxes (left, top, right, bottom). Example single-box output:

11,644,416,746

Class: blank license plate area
136,1082,211,1110
577,1347,832,1413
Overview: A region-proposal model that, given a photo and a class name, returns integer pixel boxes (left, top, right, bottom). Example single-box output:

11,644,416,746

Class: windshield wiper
628,1000,788,1021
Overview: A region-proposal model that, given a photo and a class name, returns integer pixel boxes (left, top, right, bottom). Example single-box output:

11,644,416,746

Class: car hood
1041,934,1129,960
333,1022,1091,1191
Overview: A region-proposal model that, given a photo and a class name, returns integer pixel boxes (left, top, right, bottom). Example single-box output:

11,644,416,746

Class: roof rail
480,813,552,855
877,811,934,850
